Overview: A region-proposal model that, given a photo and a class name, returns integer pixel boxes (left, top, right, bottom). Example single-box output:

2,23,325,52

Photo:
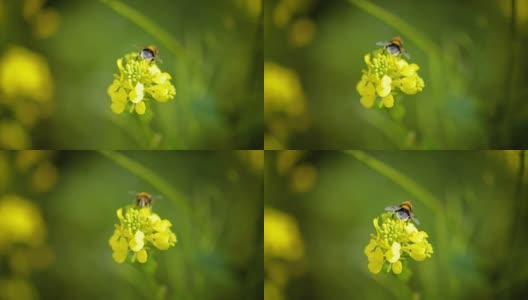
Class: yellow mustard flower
364,212,433,275
108,205,177,264
357,49,424,109
107,53,176,115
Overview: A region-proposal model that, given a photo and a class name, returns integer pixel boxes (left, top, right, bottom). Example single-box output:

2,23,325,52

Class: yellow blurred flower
290,164,317,193
265,207,306,300
237,150,264,174
497,0,528,30
234,0,262,19
0,122,31,150
0,46,53,104
13,101,47,128
264,62,306,116
264,62,309,149
109,205,177,264
275,151,317,193
264,207,304,261
364,212,433,275
264,280,284,300
276,150,304,175
32,9,60,39
357,50,424,109
273,0,311,28
23,0,60,39
108,53,176,115
15,150,48,172
0,195,47,251
289,18,316,47
31,161,58,193
0,277,37,300
23,0,45,20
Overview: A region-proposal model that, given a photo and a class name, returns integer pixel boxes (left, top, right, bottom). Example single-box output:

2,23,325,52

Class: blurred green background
264,0,528,149
0,150,263,300
0,0,262,149
265,150,528,299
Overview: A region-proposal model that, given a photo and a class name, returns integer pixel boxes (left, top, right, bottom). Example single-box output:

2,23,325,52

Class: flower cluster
364,212,433,275
107,53,176,115
357,49,424,109
109,205,177,263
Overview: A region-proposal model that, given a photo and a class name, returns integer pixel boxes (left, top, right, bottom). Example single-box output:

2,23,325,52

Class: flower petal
367,247,384,274
153,232,171,250
364,239,377,255
392,260,403,274
135,101,146,115
376,75,392,97
382,94,394,108
129,230,145,252
136,249,148,263
386,242,401,263
129,83,144,103
360,95,376,108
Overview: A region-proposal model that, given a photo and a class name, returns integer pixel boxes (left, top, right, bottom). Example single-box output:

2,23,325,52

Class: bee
385,201,420,225
138,45,158,62
376,36,410,59
135,192,154,207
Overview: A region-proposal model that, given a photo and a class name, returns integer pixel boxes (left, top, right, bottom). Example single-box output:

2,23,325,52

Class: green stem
348,0,440,58
108,116,146,148
97,150,190,214
357,110,410,148
98,0,187,60
344,150,443,212
138,116,161,149
114,263,154,299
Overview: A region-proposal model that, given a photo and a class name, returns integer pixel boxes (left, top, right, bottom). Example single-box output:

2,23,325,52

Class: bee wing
385,206,400,212
411,214,420,225
402,50,411,60
376,41,390,47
